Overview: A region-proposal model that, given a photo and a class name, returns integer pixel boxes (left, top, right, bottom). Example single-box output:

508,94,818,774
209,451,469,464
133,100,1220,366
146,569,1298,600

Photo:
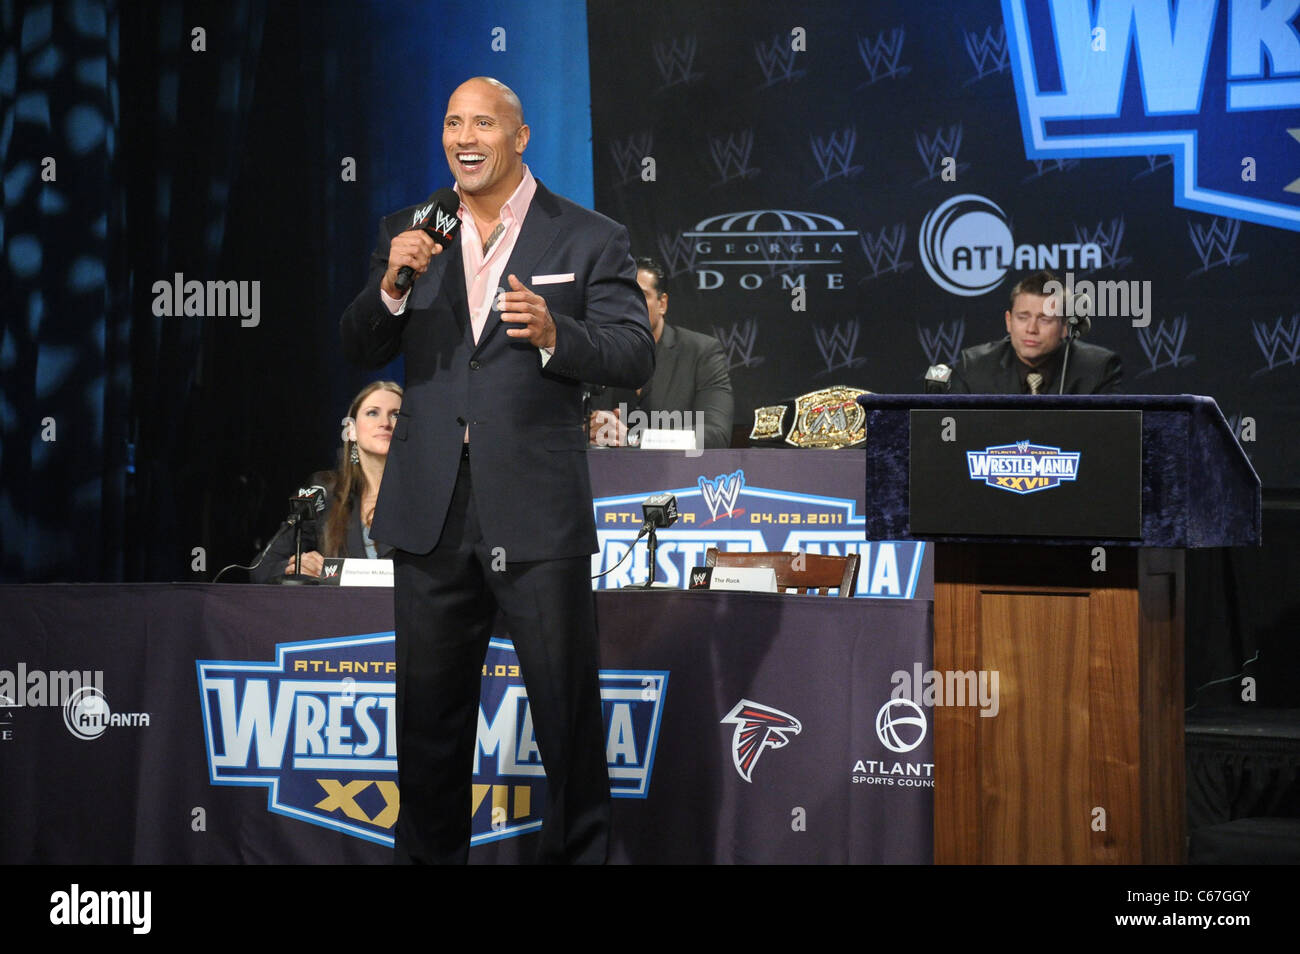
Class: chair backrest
704,548,860,597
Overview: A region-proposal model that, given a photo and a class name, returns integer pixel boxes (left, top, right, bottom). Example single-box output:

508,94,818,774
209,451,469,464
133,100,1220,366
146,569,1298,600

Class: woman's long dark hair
322,380,403,557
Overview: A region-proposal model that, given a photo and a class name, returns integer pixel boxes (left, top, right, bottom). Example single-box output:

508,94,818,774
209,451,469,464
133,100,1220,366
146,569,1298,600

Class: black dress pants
392,454,610,863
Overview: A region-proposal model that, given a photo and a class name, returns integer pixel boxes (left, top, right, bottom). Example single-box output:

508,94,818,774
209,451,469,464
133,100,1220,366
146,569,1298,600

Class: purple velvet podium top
858,394,1260,548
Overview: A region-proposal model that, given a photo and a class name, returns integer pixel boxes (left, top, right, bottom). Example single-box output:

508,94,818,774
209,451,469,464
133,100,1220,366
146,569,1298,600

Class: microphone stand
642,524,661,588
1057,318,1086,395
278,497,323,586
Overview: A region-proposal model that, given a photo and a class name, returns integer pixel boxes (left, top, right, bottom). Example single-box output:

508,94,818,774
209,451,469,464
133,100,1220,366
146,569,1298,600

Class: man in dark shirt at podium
946,270,1122,395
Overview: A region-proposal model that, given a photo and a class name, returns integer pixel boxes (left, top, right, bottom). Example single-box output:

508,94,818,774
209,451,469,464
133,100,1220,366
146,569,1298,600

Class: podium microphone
280,486,328,586
1059,296,1093,394
640,493,678,588
924,364,952,393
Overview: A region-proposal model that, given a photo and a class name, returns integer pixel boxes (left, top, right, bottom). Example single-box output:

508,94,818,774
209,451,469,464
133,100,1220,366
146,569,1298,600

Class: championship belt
748,404,789,443
748,386,870,449
786,386,869,448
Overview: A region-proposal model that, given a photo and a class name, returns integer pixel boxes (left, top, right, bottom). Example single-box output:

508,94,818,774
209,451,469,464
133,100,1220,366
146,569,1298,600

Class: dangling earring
350,443,360,465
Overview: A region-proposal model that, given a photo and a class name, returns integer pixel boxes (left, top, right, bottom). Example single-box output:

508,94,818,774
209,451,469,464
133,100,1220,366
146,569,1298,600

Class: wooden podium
859,395,1260,864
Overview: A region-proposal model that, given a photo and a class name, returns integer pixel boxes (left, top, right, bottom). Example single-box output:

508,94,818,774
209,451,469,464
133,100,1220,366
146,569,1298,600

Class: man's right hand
381,230,444,297
588,409,628,447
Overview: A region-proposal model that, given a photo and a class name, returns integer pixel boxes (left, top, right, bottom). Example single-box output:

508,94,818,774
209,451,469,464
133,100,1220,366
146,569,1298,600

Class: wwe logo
433,208,458,235
754,33,804,88
708,129,758,184
813,321,868,375
1022,157,1079,181
654,35,701,88
1072,218,1133,271
916,319,966,366
608,131,653,185
810,126,863,185
698,469,745,522
657,232,698,279
858,224,913,280
1133,154,1173,180
1188,217,1249,276
857,28,910,86
1252,314,1300,375
411,203,433,227
914,124,965,183
1135,315,1195,376
713,319,764,369
963,24,1009,83
1016,440,1029,453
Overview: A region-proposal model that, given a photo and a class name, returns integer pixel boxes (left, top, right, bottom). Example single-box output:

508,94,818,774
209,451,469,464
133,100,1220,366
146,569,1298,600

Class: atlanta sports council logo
875,699,927,754
721,700,802,782
197,633,668,847
967,441,1081,494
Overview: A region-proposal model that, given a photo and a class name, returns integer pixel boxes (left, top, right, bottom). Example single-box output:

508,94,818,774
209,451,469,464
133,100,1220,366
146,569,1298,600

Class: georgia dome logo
721,699,802,782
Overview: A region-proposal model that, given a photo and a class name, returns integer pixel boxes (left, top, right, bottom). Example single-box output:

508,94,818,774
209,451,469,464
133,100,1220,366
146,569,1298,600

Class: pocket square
531,273,575,285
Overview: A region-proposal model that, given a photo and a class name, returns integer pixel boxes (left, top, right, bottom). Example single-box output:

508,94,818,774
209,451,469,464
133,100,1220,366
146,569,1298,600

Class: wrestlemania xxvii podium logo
197,634,668,846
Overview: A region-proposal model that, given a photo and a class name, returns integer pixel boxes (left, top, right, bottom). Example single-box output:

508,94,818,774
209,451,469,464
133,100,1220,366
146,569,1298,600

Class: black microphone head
408,192,443,229
294,485,328,514
428,188,462,244
924,364,952,393
642,493,678,530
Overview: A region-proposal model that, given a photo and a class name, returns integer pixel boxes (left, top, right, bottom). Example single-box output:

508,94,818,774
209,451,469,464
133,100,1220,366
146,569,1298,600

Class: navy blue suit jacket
341,183,654,560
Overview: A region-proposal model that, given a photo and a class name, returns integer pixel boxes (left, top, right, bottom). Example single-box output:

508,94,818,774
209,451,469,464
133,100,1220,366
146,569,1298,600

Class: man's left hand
499,274,557,349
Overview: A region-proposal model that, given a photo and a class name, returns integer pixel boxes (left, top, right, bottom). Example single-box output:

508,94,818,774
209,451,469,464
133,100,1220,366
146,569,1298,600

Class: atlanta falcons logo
721,700,802,783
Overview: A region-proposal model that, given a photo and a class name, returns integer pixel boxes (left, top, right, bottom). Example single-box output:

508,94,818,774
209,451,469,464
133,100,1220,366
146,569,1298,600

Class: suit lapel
409,234,470,344
997,340,1020,394
472,183,562,356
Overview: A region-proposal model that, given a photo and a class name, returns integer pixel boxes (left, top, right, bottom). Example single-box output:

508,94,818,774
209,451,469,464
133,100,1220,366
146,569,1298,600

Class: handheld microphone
394,188,462,293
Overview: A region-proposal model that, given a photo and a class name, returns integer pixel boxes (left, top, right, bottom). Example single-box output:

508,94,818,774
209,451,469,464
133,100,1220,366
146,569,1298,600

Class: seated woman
250,380,402,582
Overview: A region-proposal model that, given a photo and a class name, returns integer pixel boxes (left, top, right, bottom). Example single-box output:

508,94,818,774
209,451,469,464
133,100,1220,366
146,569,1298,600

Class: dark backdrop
2,0,591,583
588,0,1300,484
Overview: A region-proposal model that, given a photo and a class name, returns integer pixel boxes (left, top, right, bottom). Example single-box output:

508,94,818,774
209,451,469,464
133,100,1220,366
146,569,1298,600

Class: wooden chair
704,548,860,597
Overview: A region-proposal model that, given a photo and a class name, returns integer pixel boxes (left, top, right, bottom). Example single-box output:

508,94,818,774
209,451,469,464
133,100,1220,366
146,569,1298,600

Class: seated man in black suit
946,270,1122,394
587,257,734,448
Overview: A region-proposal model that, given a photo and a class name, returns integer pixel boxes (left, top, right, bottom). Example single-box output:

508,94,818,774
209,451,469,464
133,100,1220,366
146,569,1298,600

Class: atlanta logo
197,634,668,846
